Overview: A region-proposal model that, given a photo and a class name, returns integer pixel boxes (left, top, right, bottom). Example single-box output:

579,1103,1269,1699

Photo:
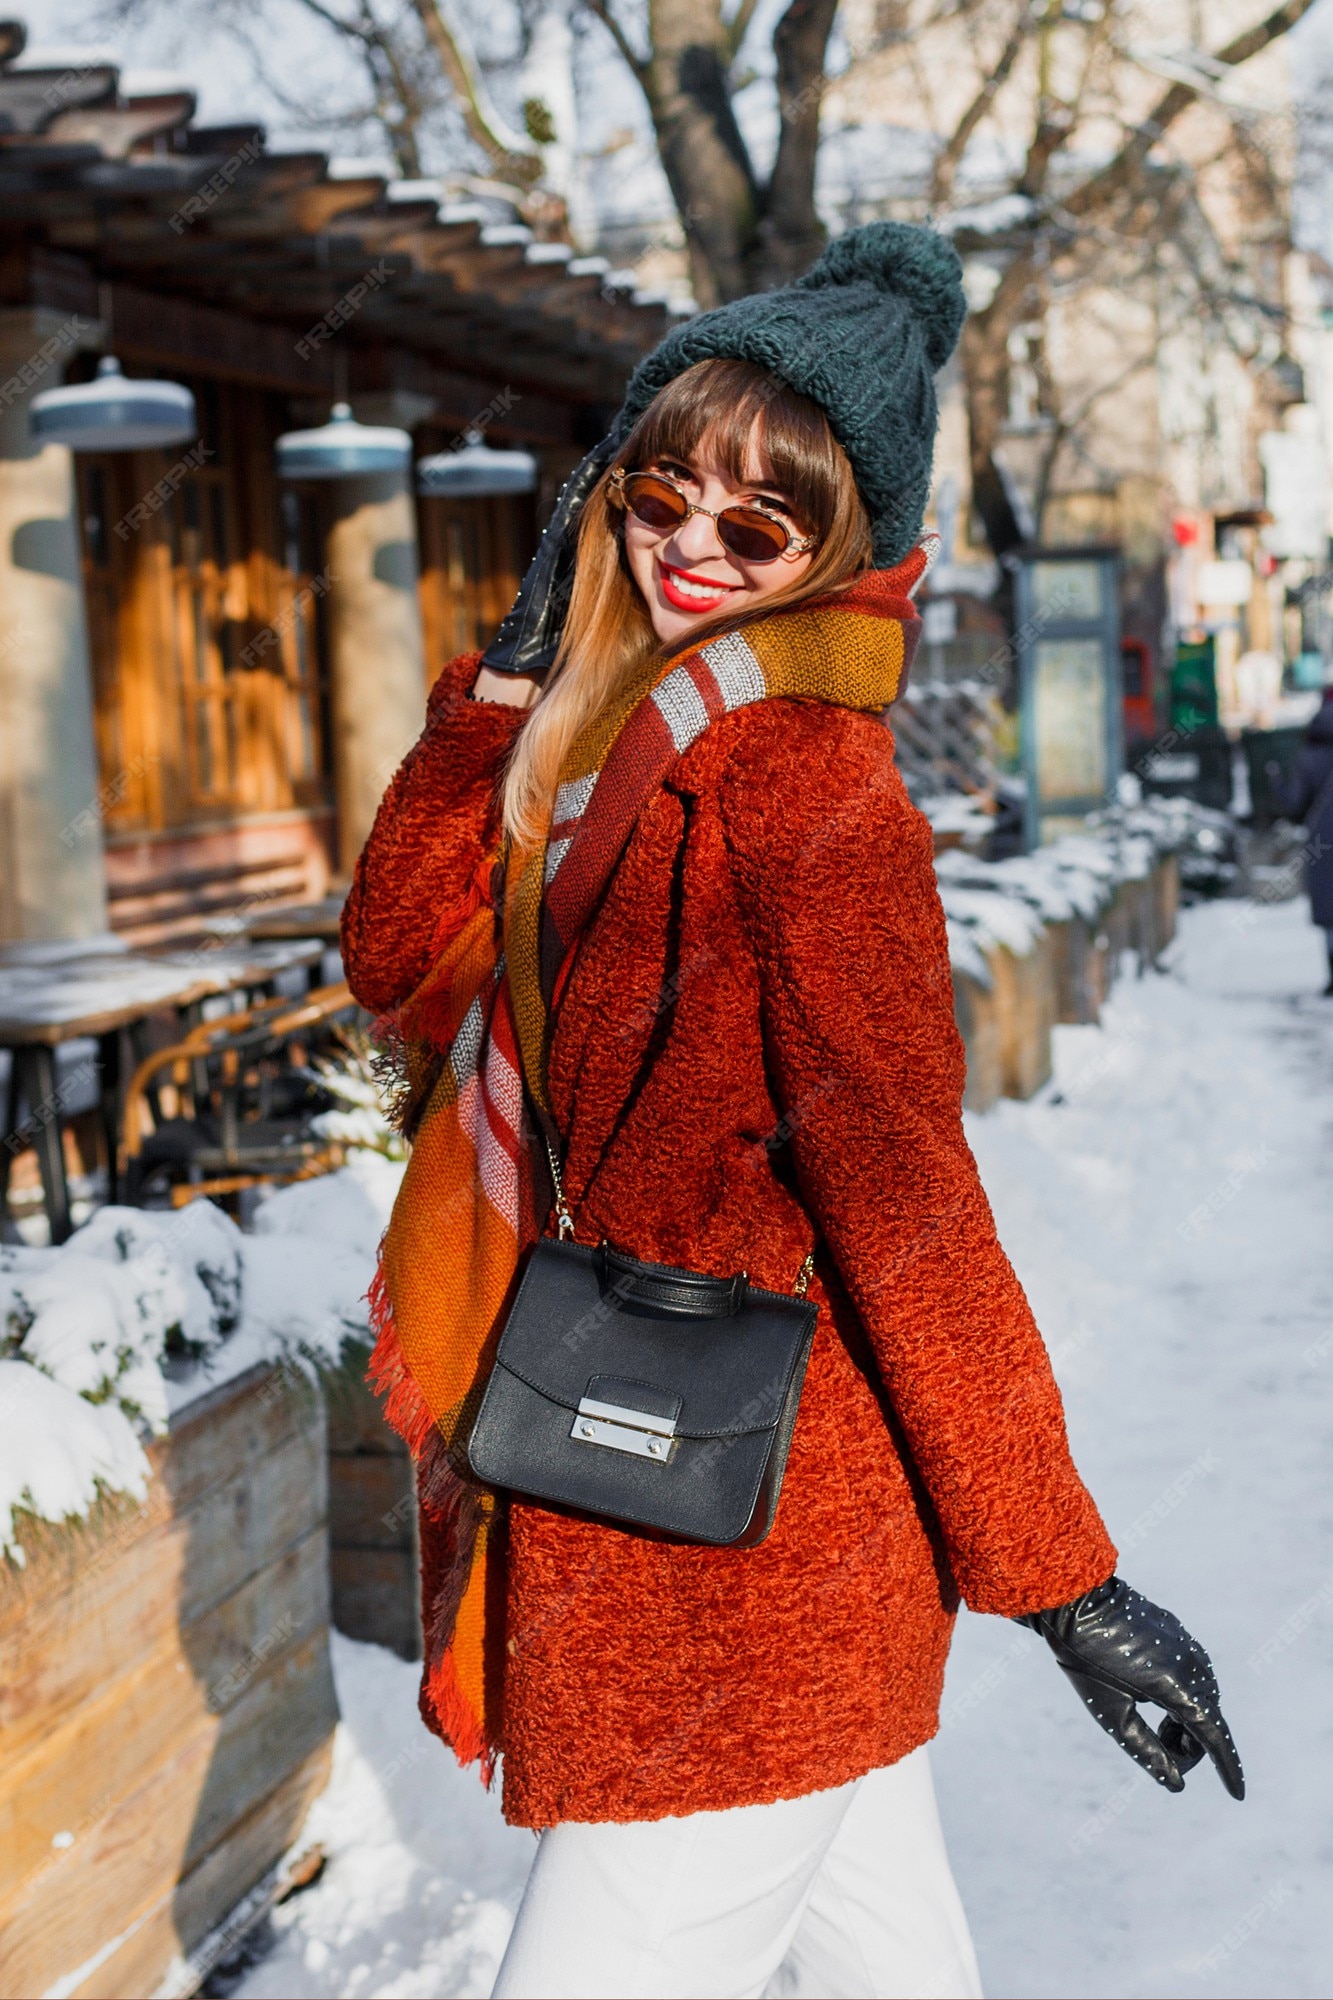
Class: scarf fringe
366,1253,500,1783
418,1429,497,1782
366,1255,438,1461
370,852,499,1141
419,1644,495,1781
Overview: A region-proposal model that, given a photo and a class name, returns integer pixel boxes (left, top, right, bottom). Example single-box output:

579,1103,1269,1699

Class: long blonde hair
500,358,873,849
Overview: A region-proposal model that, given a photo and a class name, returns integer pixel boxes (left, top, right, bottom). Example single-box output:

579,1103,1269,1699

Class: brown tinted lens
717,507,791,563
623,473,688,532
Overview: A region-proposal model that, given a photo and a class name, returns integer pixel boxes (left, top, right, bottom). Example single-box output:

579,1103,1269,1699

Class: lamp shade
417,430,538,498
29,355,197,453
276,402,412,480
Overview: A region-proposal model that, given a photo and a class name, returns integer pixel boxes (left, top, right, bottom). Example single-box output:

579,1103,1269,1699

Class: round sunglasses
609,467,818,565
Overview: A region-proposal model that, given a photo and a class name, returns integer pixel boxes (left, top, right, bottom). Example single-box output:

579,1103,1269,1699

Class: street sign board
1013,547,1123,847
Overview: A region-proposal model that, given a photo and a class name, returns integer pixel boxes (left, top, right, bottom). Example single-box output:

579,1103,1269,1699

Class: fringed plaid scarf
367,549,932,1777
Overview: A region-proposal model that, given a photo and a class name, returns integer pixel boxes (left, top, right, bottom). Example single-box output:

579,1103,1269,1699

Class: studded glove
1018,1575,1245,1799
479,435,619,676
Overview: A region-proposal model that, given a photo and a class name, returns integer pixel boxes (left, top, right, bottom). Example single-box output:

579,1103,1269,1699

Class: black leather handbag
468,1146,818,1547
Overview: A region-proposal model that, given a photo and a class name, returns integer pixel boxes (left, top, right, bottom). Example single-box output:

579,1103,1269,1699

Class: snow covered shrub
0,1151,404,1563
0,1360,150,1566
251,1147,401,1264
244,1146,405,1366
0,1240,182,1431
309,1027,407,1162
73,1201,244,1351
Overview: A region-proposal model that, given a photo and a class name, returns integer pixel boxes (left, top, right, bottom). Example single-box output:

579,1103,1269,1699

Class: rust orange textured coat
342,652,1117,1829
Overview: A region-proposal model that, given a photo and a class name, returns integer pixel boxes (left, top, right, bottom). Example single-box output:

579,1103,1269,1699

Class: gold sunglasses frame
609,467,819,562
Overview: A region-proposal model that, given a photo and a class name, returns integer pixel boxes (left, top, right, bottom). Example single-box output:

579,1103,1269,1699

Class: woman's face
621,431,817,648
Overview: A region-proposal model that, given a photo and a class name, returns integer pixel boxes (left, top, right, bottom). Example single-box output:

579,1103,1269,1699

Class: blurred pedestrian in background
1284,683,1333,995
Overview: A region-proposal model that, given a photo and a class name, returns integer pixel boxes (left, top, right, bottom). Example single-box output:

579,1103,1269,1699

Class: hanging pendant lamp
29,355,198,453
275,402,412,480
417,429,537,498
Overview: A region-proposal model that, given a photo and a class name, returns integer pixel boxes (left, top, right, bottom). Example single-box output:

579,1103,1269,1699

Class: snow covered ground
231,896,1333,2000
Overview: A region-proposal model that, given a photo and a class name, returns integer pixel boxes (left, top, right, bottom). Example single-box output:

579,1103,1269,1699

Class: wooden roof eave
45,95,196,161
359,285,628,365
327,224,491,278
4,150,673,401
0,143,108,188
16,209,671,380
170,159,395,236
359,307,642,402
0,63,118,136
316,200,454,252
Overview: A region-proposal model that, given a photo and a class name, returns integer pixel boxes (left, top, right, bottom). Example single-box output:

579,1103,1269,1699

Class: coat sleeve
718,701,1116,1618
340,653,527,1015
1283,742,1332,824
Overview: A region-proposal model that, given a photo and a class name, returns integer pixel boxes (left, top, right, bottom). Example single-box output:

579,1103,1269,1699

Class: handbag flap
496,1237,815,1440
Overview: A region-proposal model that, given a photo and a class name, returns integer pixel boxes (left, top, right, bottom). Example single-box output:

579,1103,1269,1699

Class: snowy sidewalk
232,898,1333,2000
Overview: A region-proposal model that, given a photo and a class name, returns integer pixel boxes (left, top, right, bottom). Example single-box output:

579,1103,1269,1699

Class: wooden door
76,379,334,837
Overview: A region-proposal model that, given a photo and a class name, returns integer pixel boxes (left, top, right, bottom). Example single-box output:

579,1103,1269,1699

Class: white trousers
491,1748,983,2000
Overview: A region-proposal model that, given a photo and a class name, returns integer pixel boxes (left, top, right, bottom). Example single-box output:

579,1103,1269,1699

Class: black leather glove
1018,1575,1245,1799
480,433,621,677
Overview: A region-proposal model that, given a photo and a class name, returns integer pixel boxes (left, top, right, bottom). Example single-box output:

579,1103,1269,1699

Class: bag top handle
597,1241,748,1319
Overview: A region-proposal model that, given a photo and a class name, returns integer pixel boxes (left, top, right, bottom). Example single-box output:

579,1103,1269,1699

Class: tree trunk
644,0,760,305
748,0,839,290
960,257,1037,557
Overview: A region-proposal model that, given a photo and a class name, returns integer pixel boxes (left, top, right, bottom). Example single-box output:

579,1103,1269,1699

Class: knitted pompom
797,221,966,371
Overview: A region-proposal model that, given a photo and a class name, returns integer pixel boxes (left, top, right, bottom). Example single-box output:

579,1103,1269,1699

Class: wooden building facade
0,20,673,946
75,378,339,937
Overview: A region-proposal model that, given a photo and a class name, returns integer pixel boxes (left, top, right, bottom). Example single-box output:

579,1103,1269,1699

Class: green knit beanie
615,222,967,568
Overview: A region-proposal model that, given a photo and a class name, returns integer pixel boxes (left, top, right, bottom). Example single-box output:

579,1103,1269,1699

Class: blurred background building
0,13,678,951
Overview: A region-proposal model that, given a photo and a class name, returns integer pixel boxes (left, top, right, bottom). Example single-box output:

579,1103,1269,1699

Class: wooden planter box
1047,916,1109,1026
951,857,1178,1112
1149,852,1179,961
326,1359,419,1663
953,931,1056,1112
0,1365,337,2000
953,963,1005,1113
1097,854,1180,984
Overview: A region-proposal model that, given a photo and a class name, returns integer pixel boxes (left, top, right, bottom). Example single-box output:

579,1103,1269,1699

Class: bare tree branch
758,0,839,284
1067,0,1320,218
581,0,649,80
290,0,378,51
1032,268,1235,530
725,0,763,64
407,0,542,183
930,6,1029,208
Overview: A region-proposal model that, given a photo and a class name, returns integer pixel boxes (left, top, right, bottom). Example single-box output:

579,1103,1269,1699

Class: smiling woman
342,221,1243,2000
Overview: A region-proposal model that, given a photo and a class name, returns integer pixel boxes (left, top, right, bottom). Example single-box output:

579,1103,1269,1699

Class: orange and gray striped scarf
367,548,932,1776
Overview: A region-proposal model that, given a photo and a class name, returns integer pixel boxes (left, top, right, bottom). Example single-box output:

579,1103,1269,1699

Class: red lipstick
657,559,741,614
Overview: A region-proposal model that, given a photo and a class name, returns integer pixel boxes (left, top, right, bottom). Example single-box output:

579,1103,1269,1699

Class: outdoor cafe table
0,939,323,1244
244,893,346,944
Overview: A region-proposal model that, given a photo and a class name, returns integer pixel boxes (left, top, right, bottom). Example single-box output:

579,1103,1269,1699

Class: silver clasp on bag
572,1394,677,1463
